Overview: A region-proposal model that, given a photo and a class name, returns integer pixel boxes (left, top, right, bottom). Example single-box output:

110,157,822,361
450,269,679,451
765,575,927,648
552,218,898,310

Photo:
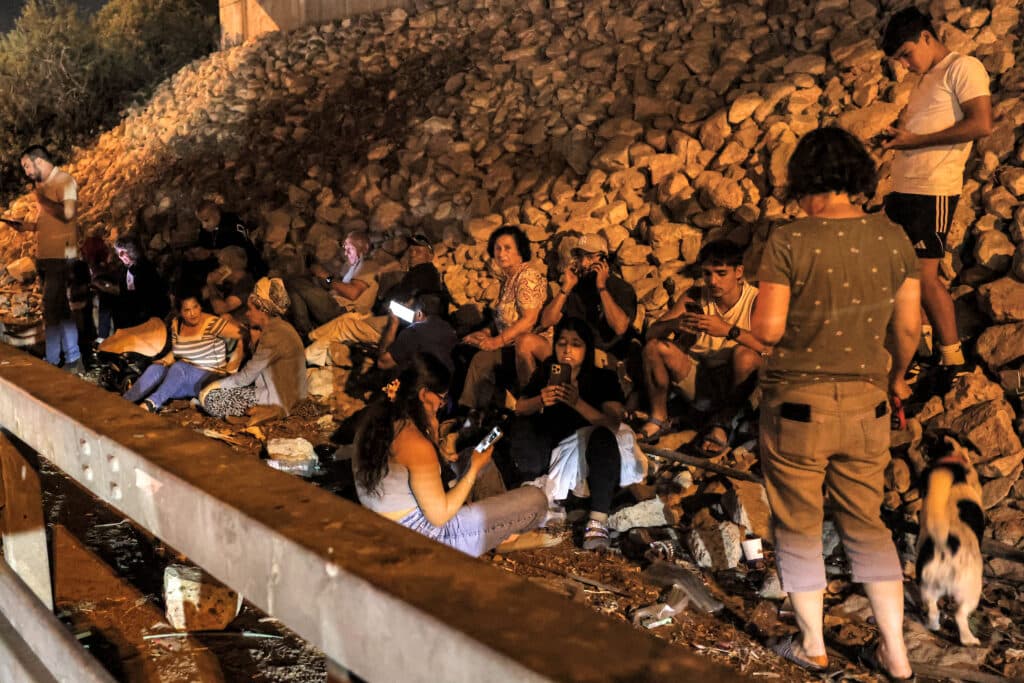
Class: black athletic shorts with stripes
883,192,959,259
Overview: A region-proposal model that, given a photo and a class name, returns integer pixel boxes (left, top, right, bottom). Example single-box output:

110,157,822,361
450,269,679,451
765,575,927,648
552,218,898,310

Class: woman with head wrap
199,277,307,422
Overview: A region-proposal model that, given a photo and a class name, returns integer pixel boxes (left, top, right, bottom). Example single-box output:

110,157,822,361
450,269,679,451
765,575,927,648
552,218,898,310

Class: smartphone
684,300,703,315
389,300,415,324
548,361,570,386
474,426,503,453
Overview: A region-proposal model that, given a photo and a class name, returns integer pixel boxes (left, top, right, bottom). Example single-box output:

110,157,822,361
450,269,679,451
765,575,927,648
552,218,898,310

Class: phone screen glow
389,300,415,323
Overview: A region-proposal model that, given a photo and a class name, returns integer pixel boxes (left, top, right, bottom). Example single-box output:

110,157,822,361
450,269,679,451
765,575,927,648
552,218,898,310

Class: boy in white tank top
639,240,769,452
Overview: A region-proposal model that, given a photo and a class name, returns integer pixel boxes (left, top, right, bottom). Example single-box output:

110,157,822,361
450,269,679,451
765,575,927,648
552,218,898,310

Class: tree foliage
0,0,218,200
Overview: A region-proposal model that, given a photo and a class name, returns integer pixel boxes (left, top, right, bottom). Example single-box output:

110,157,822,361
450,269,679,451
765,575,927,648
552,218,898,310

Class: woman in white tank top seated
353,352,550,557
123,292,243,413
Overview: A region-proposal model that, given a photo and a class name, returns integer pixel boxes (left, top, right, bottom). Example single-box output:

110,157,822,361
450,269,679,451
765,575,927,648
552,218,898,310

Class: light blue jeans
39,259,80,366
398,485,547,557
124,361,212,409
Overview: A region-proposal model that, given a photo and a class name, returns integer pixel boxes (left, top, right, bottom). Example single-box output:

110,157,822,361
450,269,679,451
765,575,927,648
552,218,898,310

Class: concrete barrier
0,345,744,682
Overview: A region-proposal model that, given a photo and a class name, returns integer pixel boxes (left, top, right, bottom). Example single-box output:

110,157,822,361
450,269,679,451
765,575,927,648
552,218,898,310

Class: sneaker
495,529,563,553
582,518,611,552
940,363,971,393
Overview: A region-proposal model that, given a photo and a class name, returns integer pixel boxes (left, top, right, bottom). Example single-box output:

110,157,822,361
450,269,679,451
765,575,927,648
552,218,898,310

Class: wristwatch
726,325,741,341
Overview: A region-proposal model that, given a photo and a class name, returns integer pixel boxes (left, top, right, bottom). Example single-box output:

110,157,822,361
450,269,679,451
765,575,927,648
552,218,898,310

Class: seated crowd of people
39,121,927,678
355,124,925,679
71,178,771,534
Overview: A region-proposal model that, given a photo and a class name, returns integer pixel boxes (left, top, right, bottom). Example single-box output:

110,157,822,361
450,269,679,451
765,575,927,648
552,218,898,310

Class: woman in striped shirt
124,294,243,413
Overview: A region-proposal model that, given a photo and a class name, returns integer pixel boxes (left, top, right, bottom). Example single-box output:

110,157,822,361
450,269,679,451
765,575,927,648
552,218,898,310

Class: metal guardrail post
0,557,116,683
0,346,745,682
0,432,54,609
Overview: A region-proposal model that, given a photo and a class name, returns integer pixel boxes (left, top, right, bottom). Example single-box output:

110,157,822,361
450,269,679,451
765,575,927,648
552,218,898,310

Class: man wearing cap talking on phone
518,233,637,377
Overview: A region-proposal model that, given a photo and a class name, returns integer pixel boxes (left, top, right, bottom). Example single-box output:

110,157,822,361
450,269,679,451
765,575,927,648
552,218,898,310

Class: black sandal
696,423,731,457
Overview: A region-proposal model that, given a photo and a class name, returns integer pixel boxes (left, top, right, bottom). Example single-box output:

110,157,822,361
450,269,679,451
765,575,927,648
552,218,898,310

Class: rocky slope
3,0,1023,324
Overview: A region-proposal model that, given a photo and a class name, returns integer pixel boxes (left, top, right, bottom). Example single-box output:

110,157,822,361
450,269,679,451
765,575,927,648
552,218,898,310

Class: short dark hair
882,7,936,57
487,225,531,262
20,145,50,163
698,240,745,268
196,199,221,216
113,234,145,262
174,289,204,311
413,291,445,318
787,127,877,200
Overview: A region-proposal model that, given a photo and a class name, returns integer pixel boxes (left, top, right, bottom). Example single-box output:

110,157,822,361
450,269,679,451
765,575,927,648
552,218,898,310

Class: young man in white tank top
639,240,769,451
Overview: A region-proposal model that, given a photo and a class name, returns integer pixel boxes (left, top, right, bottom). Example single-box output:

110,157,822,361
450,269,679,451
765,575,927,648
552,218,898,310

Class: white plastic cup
742,536,763,563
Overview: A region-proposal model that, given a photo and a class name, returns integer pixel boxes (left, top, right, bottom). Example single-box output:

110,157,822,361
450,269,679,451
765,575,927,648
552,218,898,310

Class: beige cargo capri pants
759,380,904,593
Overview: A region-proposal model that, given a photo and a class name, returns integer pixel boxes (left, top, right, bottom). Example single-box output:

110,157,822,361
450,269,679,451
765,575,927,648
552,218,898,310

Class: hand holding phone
389,300,416,324
474,426,503,453
556,382,579,407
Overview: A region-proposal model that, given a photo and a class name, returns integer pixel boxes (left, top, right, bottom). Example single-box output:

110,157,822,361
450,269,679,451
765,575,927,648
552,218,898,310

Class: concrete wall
219,0,411,44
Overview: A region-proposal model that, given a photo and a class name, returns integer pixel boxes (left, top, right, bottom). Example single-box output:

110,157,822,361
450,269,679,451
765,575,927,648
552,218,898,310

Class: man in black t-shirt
377,292,457,372
186,201,267,280
516,233,638,380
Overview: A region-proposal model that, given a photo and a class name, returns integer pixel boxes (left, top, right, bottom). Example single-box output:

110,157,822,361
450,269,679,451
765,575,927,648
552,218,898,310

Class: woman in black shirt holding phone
513,317,629,551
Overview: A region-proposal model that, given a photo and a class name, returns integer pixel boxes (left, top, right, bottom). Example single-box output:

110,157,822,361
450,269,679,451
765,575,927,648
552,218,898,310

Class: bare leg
699,346,762,455
863,580,913,679
732,344,763,388
514,333,551,389
918,258,958,349
789,590,828,662
641,340,690,436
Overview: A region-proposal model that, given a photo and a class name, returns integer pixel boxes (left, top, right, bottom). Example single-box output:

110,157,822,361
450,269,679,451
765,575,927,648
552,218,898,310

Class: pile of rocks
0,0,1018,331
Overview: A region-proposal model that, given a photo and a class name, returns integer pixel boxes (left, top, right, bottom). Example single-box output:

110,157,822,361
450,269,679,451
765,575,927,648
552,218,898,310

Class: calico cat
916,431,985,646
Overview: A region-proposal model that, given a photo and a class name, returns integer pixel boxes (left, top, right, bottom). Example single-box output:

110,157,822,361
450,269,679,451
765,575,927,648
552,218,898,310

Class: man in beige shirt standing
16,146,83,372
